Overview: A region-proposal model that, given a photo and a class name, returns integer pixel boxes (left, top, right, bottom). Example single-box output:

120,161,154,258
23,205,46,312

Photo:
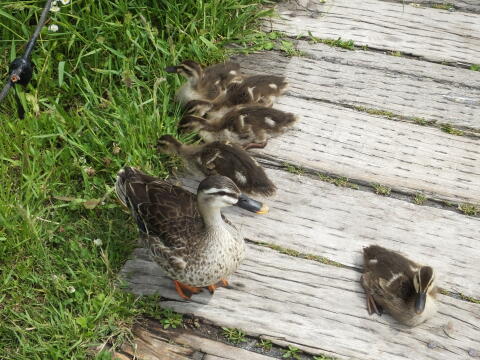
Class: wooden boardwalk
119,1,480,359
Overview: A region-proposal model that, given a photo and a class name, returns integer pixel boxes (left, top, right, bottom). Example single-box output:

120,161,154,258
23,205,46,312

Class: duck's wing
116,167,202,250
363,245,417,301
199,142,276,196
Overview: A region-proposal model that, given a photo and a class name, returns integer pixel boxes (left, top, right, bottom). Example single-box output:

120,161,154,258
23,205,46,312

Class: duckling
115,167,268,300
361,245,438,327
184,75,289,123
179,105,298,150
157,135,276,196
165,60,242,105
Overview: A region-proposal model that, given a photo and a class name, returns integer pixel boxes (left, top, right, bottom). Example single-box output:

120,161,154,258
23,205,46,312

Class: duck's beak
165,66,178,73
236,194,269,214
415,291,427,314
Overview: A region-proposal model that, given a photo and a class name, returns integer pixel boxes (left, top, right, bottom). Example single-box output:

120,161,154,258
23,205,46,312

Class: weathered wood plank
111,323,274,360
242,95,480,204
387,0,480,13
142,324,276,360
269,0,480,64
179,168,480,300
114,334,196,360
120,246,480,360
233,44,480,130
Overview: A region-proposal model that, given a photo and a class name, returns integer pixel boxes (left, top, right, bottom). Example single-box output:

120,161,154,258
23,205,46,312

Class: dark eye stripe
212,191,237,198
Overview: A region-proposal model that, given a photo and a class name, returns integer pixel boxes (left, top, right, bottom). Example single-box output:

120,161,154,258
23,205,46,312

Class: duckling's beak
236,194,269,214
415,292,427,314
165,66,178,73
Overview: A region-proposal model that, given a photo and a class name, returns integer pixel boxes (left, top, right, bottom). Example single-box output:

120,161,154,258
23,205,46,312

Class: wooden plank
179,168,480,300
269,0,480,64
233,44,480,130
241,95,480,204
120,245,480,360
142,324,276,360
387,0,480,13
113,330,197,360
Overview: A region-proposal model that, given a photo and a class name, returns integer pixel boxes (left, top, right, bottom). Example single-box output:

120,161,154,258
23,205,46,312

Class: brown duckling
165,60,243,105
157,135,276,196
179,105,298,150
184,75,289,123
361,245,438,327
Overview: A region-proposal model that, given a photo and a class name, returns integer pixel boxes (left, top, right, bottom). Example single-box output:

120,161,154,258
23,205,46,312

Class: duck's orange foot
206,279,229,294
173,280,203,300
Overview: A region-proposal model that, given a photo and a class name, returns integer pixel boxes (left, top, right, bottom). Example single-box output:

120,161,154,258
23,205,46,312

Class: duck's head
179,115,209,133
197,175,268,214
413,266,436,314
157,134,182,154
184,100,214,117
165,60,203,81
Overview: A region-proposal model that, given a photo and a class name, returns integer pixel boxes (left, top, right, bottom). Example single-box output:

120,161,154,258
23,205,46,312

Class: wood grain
120,245,480,360
179,168,480,300
232,43,480,130
233,94,480,204
386,0,480,13
268,0,480,64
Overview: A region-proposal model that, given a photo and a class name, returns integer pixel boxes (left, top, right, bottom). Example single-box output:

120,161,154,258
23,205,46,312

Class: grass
308,32,355,50
373,184,391,196
222,327,247,344
413,193,427,205
470,64,480,71
256,339,273,351
0,0,268,358
282,345,302,359
440,123,463,136
317,173,359,190
256,242,344,267
458,203,478,216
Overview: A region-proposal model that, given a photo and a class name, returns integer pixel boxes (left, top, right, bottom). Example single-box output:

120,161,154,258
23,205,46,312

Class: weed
283,345,302,359
413,193,427,205
313,355,336,360
222,328,247,344
308,32,355,50
317,173,359,189
373,184,391,196
389,51,402,57
440,124,464,136
256,339,273,351
413,117,436,126
470,64,480,71
432,3,455,10
283,162,305,175
256,242,344,267
458,203,478,216
279,40,305,57
352,105,395,119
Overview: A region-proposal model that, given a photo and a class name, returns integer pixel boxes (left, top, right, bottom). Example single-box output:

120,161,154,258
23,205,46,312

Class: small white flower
52,274,59,281
93,238,103,246
50,5,60,12
60,0,70,4
48,24,59,32
67,286,76,293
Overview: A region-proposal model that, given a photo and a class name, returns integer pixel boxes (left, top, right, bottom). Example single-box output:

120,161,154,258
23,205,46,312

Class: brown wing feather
118,167,203,251
198,142,276,196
